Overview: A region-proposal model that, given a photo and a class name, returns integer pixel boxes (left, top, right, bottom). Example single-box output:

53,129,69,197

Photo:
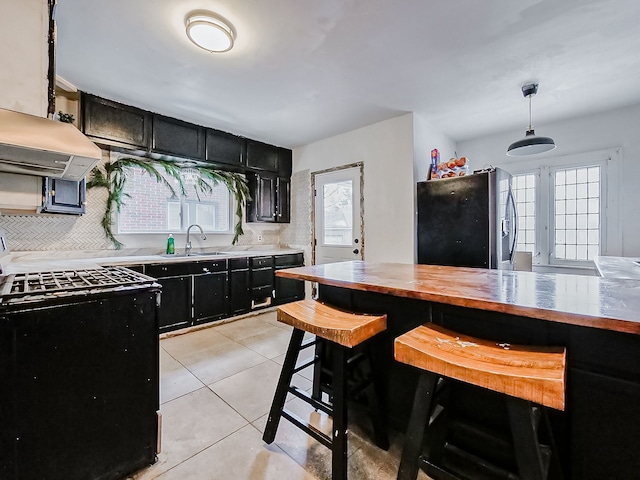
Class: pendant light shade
507,84,555,156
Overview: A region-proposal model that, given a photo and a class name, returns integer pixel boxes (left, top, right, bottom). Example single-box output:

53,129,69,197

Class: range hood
0,108,101,181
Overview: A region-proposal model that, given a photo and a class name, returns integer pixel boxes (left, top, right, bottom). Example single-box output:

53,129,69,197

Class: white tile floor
129,310,431,480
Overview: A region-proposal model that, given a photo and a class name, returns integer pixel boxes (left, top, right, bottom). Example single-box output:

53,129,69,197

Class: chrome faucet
185,224,206,256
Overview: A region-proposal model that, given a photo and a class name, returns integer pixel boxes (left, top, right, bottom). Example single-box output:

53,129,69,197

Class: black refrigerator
417,167,517,269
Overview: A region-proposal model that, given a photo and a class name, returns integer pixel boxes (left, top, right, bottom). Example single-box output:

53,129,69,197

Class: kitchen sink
161,252,225,258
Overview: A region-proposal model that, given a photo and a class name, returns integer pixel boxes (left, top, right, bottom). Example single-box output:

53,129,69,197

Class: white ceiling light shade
186,12,235,53
507,83,556,156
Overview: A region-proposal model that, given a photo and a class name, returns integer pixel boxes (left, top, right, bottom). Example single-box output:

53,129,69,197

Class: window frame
500,148,620,270
114,162,236,236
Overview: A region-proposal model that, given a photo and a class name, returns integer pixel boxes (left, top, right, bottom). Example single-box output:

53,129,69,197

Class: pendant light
507,83,556,156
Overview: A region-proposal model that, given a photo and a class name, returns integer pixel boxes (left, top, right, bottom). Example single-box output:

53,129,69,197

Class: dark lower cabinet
229,257,251,315
128,253,301,333
194,271,228,324
274,253,305,305
569,369,640,480
155,275,192,331
146,260,228,333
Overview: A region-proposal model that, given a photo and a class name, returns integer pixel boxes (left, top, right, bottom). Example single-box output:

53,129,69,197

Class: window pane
553,165,600,261
323,180,353,245
512,173,536,254
118,165,232,233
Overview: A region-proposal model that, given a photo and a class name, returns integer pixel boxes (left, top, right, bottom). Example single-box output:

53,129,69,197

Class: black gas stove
1,264,161,480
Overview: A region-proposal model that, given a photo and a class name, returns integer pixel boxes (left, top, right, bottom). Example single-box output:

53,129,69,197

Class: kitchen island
277,261,640,480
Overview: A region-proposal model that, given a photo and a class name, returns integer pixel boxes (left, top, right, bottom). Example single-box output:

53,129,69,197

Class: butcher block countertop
277,261,640,335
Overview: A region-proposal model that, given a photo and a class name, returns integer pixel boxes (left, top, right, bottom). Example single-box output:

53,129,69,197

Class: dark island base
318,285,640,480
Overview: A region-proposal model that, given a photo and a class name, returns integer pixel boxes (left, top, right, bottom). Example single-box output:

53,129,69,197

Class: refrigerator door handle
508,188,518,262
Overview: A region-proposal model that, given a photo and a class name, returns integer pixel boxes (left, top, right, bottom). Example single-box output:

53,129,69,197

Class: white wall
413,113,457,184
293,113,415,264
0,0,48,116
457,103,640,256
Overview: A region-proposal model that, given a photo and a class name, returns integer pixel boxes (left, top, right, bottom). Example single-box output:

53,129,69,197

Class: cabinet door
569,369,640,480
193,272,228,323
278,148,293,177
246,140,279,172
276,177,291,223
274,276,305,305
247,174,277,222
206,129,245,168
152,115,205,160
229,269,251,315
82,93,151,149
157,276,192,332
41,177,86,215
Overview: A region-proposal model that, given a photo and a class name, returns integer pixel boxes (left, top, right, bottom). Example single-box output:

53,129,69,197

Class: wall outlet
257,234,263,243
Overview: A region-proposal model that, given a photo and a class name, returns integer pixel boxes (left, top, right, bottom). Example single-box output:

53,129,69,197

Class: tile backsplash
0,154,311,253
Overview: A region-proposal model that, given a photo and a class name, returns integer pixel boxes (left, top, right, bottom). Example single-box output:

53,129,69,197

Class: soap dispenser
166,234,175,254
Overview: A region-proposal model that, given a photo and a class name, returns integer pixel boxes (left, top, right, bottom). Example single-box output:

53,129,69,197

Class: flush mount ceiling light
507,83,556,156
185,12,235,53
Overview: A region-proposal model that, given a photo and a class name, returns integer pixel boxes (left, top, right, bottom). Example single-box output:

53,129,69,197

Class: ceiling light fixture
507,83,556,156
185,12,235,53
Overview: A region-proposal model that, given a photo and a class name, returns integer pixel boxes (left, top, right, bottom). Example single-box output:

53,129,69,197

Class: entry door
313,166,362,264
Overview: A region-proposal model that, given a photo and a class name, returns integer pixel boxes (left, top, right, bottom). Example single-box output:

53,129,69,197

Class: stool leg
332,345,348,480
506,397,546,480
365,342,390,451
263,328,305,444
397,372,439,480
311,339,324,401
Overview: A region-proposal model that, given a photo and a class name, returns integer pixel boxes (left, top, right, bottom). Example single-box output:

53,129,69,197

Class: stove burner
0,266,157,303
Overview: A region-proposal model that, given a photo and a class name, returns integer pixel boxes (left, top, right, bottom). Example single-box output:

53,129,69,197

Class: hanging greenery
87,157,250,249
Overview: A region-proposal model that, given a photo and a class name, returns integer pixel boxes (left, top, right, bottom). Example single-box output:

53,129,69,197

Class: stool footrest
293,357,317,375
281,408,332,449
300,337,318,350
288,385,332,415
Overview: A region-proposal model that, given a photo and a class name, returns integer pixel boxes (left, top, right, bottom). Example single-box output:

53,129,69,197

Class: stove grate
2,266,157,300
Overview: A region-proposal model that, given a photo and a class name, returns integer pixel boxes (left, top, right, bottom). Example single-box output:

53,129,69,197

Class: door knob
354,239,359,244
353,249,359,254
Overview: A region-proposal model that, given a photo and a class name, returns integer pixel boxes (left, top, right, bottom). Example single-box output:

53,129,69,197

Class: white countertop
594,255,640,279
1,247,304,274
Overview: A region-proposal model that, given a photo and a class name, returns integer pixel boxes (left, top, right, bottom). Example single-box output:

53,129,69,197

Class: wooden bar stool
395,323,566,480
263,299,389,480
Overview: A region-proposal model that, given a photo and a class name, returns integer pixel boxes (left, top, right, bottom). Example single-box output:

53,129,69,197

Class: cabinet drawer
198,259,228,273
274,253,303,267
252,268,273,287
146,263,195,278
252,285,273,300
229,257,249,270
251,256,273,268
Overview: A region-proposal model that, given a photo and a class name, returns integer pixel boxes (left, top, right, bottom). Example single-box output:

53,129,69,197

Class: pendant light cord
528,94,533,131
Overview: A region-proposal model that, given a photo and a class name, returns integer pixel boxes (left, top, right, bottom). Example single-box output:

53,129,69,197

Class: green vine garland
86,157,250,249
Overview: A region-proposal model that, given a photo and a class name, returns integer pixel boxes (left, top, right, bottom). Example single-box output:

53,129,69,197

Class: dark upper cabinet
152,115,205,160
278,148,293,177
246,140,279,172
41,177,86,215
246,173,291,223
205,129,245,169
82,94,151,149
276,177,291,223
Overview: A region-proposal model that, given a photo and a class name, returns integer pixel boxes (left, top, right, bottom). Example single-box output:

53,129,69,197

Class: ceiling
56,0,640,149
